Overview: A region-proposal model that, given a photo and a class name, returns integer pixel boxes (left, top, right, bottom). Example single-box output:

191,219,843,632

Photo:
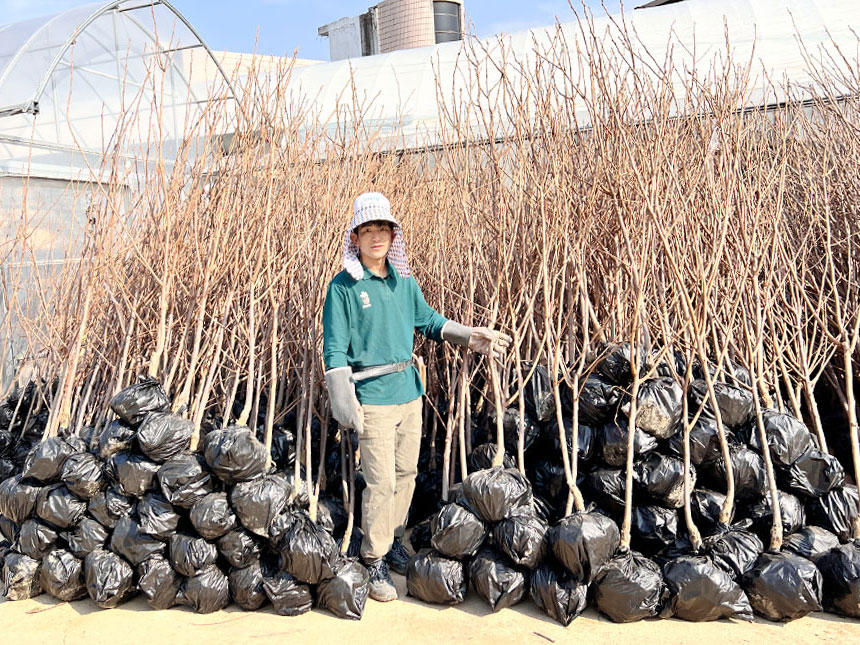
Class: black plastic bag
84,549,136,608
40,548,86,601
2,552,42,600
783,526,840,559
88,487,135,529
317,556,370,620
61,452,105,499
469,547,527,611
410,516,433,554
110,516,166,565
531,460,567,512
529,561,588,626
634,452,693,509
780,448,845,499
0,458,15,480
746,410,814,468
0,516,19,543
317,494,349,538
137,492,181,540
97,419,137,460
593,550,668,622
595,342,647,385
492,505,547,569
688,380,754,431
430,502,487,560
548,510,620,583
263,570,313,616
169,532,218,576
228,559,268,610
668,419,734,469
517,362,556,424
578,374,622,426
623,378,683,439
468,443,516,471
231,473,289,538
136,412,193,463
745,491,805,540
0,474,42,522
705,446,766,501
190,492,237,540
137,553,180,610
663,556,753,621
462,467,532,523
702,525,763,579
631,505,679,555
22,437,77,483
35,483,86,529
599,418,658,467
546,417,597,464
742,552,822,621
63,518,109,558
278,510,338,584
406,548,466,605
582,467,626,518
814,542,860,618
807,485,859,542
18,518,58,559
157,452,215,509
109,378,170,426
177,564,230,614
204,425,268,485
690,489,731,535
217,528,261,569
106,452,159,499
486,407,541,455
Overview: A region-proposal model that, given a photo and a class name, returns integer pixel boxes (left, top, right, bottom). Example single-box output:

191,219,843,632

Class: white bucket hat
342,192,412,280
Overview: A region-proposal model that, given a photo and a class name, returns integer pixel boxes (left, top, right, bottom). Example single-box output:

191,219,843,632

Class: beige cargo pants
359,397,423,563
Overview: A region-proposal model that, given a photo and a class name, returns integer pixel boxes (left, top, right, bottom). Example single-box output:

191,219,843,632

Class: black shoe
385,537,411,576
365,559,398,602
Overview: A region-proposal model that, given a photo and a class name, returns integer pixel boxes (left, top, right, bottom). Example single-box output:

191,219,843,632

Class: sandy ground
2,573,859,645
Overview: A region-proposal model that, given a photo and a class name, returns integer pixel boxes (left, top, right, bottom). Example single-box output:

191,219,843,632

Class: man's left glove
324,367,364,432
442,321,512,360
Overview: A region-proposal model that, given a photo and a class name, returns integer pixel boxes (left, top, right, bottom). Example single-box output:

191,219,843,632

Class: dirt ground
2,572,859,645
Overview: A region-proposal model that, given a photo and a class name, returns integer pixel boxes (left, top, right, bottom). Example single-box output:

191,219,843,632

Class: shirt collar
361,259,400,283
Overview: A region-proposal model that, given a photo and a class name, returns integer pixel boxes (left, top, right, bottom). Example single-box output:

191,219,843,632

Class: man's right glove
324,367,363,432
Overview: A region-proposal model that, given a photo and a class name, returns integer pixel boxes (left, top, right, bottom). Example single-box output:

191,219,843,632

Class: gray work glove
442,321,513,360
324,367,363,432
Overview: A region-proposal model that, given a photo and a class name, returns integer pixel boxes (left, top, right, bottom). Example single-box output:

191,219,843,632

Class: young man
322,192,511,602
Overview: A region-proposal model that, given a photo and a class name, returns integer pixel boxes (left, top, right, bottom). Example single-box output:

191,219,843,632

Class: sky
0,0,625,60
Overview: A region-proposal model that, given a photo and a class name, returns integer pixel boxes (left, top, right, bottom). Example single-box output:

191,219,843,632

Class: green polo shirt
322,261,448,405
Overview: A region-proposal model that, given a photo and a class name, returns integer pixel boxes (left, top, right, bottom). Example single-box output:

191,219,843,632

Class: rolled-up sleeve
323,282,351,370
411,278,448,342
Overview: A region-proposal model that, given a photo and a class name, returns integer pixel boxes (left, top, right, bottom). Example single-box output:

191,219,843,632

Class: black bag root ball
702,525,763,580
742,552,822,621
406,549,467,605
84,549,136,609
278,510,338,585
229,559,268,611
462,467,532,523
595,342,647,385
2,552,42,600
137,492,181,540
808,486,859,542
631,506,679,556
109,378,170,426
663,556,753,622
157,453,215,509
690,489,731,535
136,412,193,463
169,532,218,576
624,377,683,439
780,449,845,499
548,510,620,583
263,570,314,616
138,554,180,610
745,490,805,540
18,519,58,559
110,516,166,566
61,452,105,499
492,505,547,569
0,474,42,523
583,467,626,518
217,528,261,569
469,548,527,611
705,446,766,502
815,542,860,618
191,492,238,540
634,453,693,509
689,380,754,431
63,518,109,558
35,483,87,529
578,374,622,426
748,410,814,468
599,419,658,467
430,502,488,560
316,556,370,620
41,549,87,601
97,420,136,461
203,426,268,485
177,565,230,614
485,407,541,455
230,474,289,538
468,443,516,472
783,526,840,559
89,487,135,529
593,550,668,622
106,452,159,499
529,561,588,626
22,437,77,483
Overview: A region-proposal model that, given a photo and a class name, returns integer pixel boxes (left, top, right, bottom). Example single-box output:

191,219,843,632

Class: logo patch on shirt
360,291,371,309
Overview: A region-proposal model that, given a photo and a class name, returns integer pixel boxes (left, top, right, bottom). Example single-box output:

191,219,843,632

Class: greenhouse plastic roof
0,0,234,180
